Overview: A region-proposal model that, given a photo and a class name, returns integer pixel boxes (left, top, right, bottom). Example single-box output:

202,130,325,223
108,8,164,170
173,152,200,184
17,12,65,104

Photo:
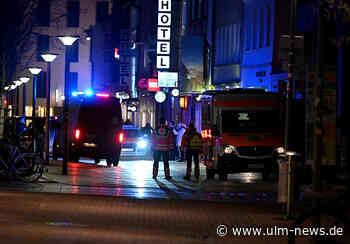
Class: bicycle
0,119,45,183
0,138,45,183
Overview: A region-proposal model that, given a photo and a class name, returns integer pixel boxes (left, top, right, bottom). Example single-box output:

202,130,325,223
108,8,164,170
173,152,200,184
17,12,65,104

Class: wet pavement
1,158,278,203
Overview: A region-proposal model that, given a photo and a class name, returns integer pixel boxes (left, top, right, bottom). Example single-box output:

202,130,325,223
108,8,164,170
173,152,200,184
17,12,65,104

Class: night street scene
0,0,349,243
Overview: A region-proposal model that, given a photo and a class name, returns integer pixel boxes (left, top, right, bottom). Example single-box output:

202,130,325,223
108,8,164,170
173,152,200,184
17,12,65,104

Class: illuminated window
180,96,188,110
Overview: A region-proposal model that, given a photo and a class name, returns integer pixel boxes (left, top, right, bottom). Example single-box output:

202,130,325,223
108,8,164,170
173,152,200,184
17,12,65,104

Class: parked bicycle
0,118,45,183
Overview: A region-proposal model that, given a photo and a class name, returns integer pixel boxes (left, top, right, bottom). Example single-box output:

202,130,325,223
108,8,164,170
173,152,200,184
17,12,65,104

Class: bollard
286,152,295,219
277,151,300,219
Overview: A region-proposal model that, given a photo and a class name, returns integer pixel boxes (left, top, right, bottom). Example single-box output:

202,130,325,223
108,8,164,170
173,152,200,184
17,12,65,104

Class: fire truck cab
201,89,284,181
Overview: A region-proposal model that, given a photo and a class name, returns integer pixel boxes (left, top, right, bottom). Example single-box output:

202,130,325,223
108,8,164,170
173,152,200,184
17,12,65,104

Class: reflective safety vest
181,129,202,151
152,125,174,151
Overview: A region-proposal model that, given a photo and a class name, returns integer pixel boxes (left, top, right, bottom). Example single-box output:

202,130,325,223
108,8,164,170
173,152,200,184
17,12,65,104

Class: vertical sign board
157,0,172,70
120,29,131,88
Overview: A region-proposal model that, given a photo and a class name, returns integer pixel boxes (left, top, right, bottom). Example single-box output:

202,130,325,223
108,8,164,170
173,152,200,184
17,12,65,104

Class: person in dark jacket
140,122,153,137
151,117,174,180
181,122,202,181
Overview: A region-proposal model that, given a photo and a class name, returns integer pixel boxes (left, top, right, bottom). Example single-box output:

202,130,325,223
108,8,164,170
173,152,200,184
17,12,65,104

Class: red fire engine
200,89,285,181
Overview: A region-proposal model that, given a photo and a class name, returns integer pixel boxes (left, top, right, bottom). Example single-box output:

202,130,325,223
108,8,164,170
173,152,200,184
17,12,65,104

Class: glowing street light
57,35,79,175
57,36,79,46
19,77,30,117
41,53,58,165
41,53,57,63
28,67,42,153
19,77,30,83
28,67,42,75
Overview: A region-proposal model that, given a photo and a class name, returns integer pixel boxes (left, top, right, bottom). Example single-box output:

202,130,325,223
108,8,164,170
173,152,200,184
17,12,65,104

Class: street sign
147,78,160,92
158,72,178,87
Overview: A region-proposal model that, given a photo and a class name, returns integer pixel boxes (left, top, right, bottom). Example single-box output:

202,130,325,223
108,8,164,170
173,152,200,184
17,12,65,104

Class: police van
53,90,123,166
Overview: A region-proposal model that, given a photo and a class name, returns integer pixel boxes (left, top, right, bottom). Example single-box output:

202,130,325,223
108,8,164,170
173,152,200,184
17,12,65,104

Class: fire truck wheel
219,172,228,181
206,168,215,179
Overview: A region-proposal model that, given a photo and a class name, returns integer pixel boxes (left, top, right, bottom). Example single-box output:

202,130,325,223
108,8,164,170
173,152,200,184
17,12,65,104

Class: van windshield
221,110,281,133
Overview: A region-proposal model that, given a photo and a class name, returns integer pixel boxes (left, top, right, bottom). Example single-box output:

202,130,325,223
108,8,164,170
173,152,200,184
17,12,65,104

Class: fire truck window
221,110,280,133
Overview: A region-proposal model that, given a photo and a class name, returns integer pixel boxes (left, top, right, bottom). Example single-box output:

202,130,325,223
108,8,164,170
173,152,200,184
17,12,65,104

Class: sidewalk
1,161,348,243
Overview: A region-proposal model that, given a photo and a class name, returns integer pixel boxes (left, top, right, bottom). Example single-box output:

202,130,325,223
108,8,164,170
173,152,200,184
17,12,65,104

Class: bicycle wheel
14,154,44,183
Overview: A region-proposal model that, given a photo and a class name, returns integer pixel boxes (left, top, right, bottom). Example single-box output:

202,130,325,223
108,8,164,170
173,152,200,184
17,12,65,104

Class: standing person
151,117,174,180
176,122,186,161
168,121,177,160
181,122,202,181
141,122,153,137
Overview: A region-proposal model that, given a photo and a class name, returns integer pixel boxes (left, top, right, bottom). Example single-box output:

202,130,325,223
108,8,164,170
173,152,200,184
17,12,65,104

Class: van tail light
117,132,124,143
74,129,81,140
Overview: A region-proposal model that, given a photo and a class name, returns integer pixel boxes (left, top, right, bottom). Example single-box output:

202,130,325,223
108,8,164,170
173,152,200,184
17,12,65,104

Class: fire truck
200,89,285,181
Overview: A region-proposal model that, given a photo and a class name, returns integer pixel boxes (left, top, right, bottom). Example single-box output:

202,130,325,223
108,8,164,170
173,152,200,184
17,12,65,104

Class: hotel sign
157,0,172,70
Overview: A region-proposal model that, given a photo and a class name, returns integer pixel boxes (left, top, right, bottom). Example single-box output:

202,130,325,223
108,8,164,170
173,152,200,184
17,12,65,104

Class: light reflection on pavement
1,158,278,203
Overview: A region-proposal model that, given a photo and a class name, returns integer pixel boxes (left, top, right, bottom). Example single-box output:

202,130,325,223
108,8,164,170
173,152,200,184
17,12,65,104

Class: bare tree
0,0,39,138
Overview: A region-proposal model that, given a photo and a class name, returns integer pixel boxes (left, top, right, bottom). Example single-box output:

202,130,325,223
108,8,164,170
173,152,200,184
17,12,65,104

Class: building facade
15,0,113,117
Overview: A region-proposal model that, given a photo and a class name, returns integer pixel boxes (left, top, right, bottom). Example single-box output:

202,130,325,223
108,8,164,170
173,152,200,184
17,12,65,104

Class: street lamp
57,35,79,175
13,80,22,116
28,67,42,153
19,77,30,118
41,53,57,165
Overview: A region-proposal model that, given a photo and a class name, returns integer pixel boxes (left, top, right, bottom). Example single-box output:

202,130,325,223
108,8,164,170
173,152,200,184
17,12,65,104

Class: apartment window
259,8,264,48
253,8,257,49
203,0,208,17
70,72,78,91
67,1,80,27
198,0,202,19
267,5,271,46
36,0,50,26
70,41,79,62
37,35,49,61
191,0,195,21
96,1,109,23
37,72,47,98
245,10,250,50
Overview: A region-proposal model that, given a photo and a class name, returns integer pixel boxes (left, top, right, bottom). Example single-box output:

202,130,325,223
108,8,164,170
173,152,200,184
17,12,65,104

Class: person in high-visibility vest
181,122,202,181
151,117,174,180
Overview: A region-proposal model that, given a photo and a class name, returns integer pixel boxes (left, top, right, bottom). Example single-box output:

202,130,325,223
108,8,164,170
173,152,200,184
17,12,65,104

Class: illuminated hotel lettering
157,0,171,69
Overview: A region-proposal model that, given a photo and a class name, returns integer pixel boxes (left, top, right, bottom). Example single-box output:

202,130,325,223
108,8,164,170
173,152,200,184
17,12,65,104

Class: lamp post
57,36,79,175
14,80,22,116
19,77,30,118
41,53,57,165
28,67,42,152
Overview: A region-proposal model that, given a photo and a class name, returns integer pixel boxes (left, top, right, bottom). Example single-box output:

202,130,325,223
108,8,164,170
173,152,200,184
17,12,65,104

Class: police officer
181,122,202,181
151,117,174,180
